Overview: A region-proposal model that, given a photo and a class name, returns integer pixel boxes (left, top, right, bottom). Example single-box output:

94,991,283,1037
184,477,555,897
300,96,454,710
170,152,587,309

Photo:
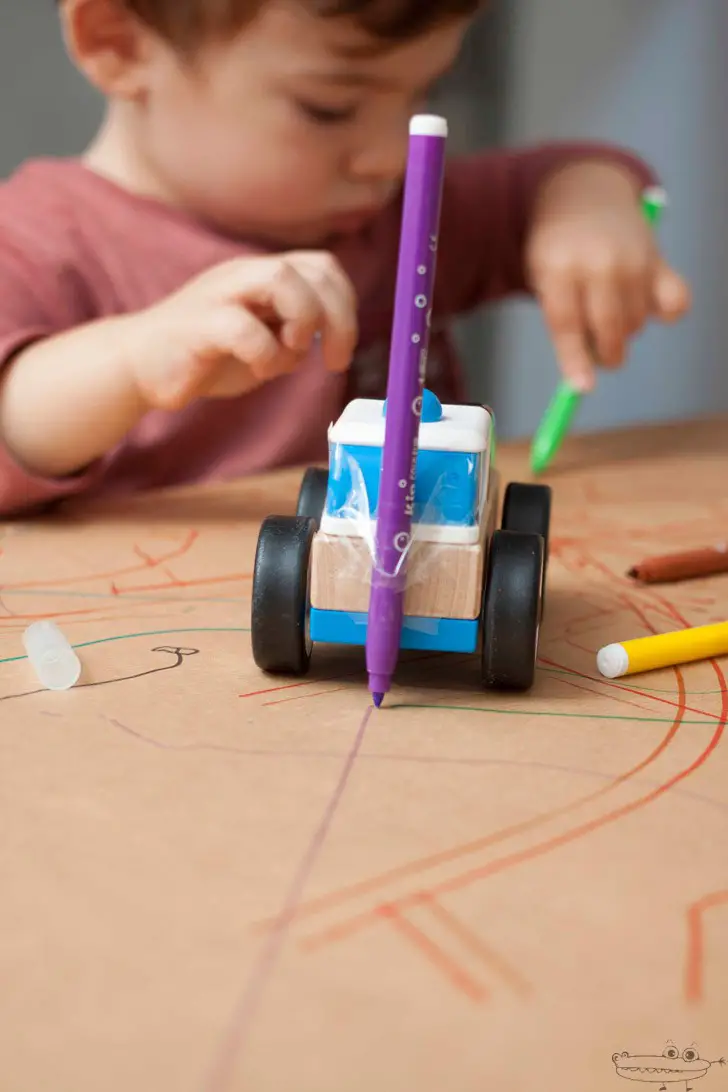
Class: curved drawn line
254,593,689,932
261,702,683,933
300,583,727,948
303,650,727,953
539,654,722,723
98,721,728,823
0,646,198,703
685,889,728,1002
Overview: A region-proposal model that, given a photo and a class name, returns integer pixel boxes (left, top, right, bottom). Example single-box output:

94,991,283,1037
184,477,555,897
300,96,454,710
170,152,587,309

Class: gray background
1,0,726,438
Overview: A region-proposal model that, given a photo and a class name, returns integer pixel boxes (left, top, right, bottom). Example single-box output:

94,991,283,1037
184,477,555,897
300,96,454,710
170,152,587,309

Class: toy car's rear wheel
251,515,315,675
480,529,544,691
295,467,329,528
501,481,551,615
501,481,551,562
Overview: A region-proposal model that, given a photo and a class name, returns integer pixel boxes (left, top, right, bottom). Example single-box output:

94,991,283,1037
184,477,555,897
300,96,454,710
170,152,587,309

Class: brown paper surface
1,418,727,1092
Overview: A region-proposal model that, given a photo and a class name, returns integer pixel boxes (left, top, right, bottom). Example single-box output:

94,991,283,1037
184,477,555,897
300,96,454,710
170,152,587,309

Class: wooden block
310,472,500,620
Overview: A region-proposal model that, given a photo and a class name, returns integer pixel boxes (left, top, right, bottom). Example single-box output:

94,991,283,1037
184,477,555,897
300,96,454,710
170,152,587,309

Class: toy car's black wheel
295,467,329,528
480,529,544,691
501,481,551,562
501,481,551,617
251,515,315,675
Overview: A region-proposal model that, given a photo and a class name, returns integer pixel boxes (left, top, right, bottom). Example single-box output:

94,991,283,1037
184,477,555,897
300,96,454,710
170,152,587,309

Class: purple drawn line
201,704,373,1092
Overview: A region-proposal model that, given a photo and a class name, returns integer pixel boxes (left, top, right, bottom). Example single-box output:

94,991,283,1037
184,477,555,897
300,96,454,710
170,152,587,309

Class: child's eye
296,100,358,125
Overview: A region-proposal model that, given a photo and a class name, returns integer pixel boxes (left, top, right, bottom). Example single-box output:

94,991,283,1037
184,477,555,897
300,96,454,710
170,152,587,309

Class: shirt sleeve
0,190,110,517
432,139,660,315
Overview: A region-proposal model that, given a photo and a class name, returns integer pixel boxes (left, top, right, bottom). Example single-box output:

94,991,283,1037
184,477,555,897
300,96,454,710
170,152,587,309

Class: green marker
529,186,666,475
530,380,582,475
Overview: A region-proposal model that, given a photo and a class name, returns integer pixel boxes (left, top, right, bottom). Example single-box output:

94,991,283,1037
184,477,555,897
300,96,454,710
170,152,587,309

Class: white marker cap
410,114,448,137
596,642,629,679
23,620,81,690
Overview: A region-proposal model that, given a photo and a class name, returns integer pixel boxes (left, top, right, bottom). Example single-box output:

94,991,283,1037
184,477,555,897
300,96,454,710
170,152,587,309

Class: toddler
0,0,690,515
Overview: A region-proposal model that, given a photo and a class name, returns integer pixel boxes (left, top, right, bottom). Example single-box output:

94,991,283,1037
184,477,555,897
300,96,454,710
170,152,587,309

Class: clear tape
319,444,490,596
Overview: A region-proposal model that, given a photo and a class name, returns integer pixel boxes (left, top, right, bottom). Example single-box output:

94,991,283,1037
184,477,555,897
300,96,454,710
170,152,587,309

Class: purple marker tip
372,693,384,708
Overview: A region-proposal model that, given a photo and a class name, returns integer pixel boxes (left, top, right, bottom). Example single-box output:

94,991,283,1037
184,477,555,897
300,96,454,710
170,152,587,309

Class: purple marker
365,114,448,708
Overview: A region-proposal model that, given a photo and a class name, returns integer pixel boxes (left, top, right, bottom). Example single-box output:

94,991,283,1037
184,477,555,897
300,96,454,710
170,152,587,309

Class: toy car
251,389,551,691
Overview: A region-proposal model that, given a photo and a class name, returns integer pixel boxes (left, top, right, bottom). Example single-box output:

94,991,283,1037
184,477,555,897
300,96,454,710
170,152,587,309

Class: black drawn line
0,646,199,703
97,722,728,822
105,715,256,754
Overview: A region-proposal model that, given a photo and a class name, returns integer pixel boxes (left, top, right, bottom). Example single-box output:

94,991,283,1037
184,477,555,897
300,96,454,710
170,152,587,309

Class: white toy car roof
328,398,491,454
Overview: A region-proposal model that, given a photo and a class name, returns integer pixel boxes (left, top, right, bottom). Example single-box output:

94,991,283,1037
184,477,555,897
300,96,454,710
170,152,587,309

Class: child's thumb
652,261,691,322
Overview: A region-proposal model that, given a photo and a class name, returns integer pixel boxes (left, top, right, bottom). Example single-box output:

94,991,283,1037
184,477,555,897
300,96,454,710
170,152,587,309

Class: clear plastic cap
22,620,81,690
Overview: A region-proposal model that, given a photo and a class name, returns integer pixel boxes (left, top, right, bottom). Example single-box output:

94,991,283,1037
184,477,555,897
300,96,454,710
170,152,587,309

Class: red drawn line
0,613,142,634
1,530,199,591
561,635,608,656
377,903,487,1002
256,656,686,935
133,544,157,565
240,680,312,700
551,671,660,714
0,606,102,623
539,655,721,723
264,685,350,707
416,893,531,996
554,604,616,629
303,664,726,952
113,571,250,595
685,889,728,1003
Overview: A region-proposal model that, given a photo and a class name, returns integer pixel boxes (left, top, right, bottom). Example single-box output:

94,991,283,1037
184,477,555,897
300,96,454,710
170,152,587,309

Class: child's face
135,2,469,246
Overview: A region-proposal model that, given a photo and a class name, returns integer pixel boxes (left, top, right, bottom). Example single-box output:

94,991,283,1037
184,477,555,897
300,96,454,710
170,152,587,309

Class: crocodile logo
612,1043,725,1090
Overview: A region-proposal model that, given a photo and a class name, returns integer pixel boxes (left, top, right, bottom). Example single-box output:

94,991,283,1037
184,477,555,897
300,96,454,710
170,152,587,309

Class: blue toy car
251,390,551,691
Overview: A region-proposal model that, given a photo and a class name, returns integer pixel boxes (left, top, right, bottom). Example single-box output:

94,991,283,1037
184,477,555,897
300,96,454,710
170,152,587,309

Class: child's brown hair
59,0,482,48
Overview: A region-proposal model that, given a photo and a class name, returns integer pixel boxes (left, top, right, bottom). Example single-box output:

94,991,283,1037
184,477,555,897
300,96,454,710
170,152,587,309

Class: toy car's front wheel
251,515,315,675
480,529,544,691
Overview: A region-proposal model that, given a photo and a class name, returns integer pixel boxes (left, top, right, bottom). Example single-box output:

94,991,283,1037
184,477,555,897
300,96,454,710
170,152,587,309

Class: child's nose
347,129,408,187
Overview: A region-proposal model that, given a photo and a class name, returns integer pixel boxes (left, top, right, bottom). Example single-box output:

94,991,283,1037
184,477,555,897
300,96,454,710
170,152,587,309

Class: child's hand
132,252,358,409
524,161,691,392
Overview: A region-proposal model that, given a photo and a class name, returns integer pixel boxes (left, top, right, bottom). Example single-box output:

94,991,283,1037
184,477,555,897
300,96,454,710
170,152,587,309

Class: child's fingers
652,261,692,321
538,275,595,392
211,304,300,384
285,251,359,372
582,273,627,367
222,256,326,356
620,263,651,334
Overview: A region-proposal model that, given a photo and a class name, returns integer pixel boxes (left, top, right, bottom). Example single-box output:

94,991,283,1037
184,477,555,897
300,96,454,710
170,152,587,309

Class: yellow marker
596,620,728,678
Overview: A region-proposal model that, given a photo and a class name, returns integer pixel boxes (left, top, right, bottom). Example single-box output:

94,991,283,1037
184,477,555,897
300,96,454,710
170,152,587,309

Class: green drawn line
0,627,722,720
0,626,250,665
393,702,716,726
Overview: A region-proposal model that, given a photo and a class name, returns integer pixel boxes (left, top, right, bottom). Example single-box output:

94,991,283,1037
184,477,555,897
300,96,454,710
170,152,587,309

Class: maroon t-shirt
0,143,656,514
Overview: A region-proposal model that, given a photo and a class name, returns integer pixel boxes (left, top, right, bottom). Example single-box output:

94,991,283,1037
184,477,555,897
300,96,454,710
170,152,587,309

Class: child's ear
60,0,156,99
